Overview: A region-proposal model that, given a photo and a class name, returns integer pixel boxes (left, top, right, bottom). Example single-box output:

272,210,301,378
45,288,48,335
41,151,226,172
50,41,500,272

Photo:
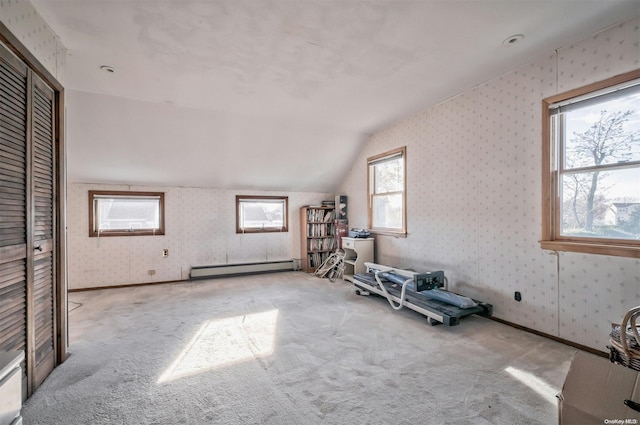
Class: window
89,191,165,237
367,146,406,236
236,196,288,233
541,69,640,257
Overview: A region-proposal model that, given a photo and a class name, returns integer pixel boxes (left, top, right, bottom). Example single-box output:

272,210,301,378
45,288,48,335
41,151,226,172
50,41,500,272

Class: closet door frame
0,22,67,388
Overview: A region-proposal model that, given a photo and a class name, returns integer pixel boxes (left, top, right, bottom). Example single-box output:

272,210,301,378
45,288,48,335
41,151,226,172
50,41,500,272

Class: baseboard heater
190,260,295,279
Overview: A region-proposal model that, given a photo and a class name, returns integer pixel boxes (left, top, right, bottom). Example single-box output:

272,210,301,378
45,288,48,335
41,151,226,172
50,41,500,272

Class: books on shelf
307,237,338,252
306,208,335,223
301,205,338,272
306,222,335,237
307,251,332,269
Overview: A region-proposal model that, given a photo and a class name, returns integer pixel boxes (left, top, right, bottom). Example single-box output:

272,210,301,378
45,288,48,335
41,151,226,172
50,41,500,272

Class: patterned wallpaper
6,1,638,351
340,17,640,351
67,183,332,289
557,21,640,92
0,0,66,83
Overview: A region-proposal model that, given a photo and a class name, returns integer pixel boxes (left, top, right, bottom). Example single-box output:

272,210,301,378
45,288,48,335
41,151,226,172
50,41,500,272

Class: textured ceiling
31,0,640,191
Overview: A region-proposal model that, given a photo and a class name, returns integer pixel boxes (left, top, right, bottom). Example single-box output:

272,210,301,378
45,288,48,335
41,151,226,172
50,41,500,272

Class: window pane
563,91,640,169
373,158,403,193
372,193,403,229
560,168,640,240
96,198,160,231
240,201,285,229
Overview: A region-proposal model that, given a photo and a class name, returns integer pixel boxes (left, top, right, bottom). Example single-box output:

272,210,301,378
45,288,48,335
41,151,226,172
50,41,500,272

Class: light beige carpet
23,272,576,424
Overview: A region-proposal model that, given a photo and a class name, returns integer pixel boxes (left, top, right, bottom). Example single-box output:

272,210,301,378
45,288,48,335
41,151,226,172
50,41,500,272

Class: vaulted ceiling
31,0,640,192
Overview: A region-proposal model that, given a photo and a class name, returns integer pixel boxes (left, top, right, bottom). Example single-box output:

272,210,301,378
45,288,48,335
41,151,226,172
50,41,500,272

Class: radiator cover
190,260,295,279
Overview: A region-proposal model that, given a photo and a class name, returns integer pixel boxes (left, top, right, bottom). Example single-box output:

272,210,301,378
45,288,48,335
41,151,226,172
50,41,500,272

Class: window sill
90,230,165,237
539,240,640,259
370,230,407,238
236,229,288,234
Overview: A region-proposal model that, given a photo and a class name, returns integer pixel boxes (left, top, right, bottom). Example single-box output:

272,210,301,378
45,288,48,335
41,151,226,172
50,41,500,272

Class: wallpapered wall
5,1,638,351
0,0,66,83
67,183,332,290
339,18,640,351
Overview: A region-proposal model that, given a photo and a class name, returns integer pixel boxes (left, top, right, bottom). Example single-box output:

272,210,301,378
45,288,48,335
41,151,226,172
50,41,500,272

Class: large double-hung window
542,70,640,257
367,146,406,236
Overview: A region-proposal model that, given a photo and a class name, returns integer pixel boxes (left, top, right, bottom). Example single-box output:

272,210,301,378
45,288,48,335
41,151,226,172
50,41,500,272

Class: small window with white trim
236,195,288,233
89,191,165,237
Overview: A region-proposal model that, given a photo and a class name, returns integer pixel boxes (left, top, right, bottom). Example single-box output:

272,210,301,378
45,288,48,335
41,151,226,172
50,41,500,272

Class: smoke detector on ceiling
100,65,115,73
503,34,524,46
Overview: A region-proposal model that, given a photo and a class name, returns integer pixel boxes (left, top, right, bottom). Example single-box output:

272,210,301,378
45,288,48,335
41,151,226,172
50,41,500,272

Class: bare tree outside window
542,70,640,257
559,93,640,240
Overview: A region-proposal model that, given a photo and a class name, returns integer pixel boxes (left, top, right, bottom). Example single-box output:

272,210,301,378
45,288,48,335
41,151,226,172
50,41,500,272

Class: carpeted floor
22,272,576,424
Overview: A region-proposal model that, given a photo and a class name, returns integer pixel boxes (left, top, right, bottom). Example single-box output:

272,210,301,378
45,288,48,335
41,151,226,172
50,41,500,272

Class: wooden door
0,40,29,399
0,40,57,397
30,74,56,388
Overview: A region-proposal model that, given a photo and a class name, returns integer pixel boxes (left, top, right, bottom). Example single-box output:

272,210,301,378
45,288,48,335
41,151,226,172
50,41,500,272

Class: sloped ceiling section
30,0,640,192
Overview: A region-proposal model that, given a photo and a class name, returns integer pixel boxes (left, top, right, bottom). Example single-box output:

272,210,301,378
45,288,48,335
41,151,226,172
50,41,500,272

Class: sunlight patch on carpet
504,366,556,404
158,309,279,383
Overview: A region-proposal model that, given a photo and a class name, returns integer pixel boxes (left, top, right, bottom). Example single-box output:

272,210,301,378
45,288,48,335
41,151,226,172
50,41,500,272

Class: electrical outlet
162,249,169,257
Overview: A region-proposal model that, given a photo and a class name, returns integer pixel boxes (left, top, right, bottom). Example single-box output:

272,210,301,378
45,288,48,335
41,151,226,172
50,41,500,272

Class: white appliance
0,351,24,425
